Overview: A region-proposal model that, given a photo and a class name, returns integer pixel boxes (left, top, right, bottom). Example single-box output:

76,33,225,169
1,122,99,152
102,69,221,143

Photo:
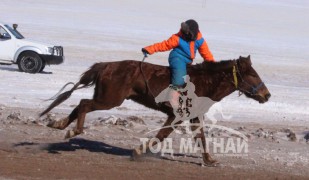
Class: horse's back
89,60,168,74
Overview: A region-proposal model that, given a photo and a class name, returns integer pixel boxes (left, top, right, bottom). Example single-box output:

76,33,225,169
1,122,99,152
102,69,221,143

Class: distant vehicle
0,22,64,73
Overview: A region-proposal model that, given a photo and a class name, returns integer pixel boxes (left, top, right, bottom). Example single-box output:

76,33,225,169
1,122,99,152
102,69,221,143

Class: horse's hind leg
64,99,96,139
65,98,121,139
190,116,218,166
47,106,79,130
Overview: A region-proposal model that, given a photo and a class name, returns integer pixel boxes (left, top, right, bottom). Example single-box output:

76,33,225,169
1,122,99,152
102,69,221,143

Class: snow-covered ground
0,0,308,124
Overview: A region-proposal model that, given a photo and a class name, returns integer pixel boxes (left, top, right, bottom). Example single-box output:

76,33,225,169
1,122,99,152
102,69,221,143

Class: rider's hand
141,48,149,57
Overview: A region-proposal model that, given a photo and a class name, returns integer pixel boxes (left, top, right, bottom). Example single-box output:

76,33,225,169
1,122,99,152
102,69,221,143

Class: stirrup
169,85,178,91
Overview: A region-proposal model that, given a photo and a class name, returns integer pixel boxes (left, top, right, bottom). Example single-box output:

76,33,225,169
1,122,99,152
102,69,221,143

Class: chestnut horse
40,55,270,165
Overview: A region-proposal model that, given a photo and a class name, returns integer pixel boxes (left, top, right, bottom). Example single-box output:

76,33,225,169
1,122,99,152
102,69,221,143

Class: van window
4,25,24,39
0,26,11,39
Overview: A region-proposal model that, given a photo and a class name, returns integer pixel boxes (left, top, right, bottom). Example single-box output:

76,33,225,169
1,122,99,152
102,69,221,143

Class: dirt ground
0,106,308,180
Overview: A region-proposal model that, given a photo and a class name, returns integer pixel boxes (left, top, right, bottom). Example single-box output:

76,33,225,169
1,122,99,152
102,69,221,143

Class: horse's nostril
265,93,271,100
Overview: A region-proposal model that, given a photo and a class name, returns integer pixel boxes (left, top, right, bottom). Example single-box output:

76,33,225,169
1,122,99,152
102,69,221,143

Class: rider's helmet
180,19,199,41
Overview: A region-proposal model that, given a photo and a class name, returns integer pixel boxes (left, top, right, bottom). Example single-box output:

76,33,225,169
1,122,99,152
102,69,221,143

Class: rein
232,62,264,96
140,55,156,98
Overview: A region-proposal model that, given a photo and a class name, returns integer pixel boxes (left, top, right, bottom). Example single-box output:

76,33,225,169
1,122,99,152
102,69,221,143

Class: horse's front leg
132,115,180,159
64,96,124,139
190,116,218,166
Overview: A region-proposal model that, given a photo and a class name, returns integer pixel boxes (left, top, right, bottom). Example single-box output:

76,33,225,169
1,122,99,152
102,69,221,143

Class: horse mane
190,59,236,72
189,56,252,73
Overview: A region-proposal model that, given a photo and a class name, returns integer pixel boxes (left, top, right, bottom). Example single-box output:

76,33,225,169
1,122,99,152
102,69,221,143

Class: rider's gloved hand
141,48,149,57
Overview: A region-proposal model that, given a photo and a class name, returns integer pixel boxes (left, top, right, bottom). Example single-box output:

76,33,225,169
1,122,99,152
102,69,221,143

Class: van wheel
39,61,46,72
18,52,43,73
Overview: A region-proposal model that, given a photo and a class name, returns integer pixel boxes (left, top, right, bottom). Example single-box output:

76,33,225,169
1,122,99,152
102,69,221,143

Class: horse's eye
250,72,258,77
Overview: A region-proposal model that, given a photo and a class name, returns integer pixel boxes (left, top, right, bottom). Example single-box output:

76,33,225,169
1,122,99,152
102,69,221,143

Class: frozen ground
0,1,309,178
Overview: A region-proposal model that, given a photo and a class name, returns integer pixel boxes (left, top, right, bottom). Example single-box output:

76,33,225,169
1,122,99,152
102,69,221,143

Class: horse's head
235,55,271,103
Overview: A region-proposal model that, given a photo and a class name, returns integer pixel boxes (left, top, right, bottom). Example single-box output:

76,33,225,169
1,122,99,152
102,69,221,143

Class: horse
40,55,271,165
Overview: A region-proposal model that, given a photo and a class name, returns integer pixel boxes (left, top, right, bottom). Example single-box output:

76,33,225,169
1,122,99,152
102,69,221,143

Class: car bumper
40,46,64,65
40,55,64,65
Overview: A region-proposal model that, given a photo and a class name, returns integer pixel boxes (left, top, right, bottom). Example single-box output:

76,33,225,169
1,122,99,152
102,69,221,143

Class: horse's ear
247,55,252,65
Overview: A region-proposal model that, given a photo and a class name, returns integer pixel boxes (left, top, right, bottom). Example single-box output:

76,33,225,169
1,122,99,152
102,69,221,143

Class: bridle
232,61,265,96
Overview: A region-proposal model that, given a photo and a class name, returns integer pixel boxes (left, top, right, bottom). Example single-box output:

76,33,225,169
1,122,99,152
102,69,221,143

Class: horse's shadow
13,138,205,166
14,138,132,156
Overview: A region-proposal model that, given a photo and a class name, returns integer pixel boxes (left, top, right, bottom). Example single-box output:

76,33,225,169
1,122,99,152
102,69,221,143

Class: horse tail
40,82,80,117
40,63,103,117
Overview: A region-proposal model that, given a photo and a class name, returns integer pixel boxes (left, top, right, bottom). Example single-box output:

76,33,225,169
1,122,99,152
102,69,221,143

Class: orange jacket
144,31,214,62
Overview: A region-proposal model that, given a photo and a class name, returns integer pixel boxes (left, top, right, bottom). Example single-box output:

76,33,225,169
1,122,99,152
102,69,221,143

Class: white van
0,22,64,73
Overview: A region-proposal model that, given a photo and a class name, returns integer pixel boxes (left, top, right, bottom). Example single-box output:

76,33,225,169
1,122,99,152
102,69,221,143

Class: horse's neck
203,70,237,101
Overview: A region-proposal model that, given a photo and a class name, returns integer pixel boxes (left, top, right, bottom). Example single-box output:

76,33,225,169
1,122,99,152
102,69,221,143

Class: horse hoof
47,117,69,130
130,148,142,161
64,130,75,139
47,120,65,130
203,159,219,167
203,162,220,167
202,162,220,167
47,120,58,128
